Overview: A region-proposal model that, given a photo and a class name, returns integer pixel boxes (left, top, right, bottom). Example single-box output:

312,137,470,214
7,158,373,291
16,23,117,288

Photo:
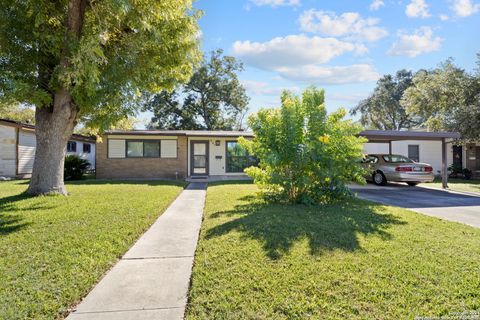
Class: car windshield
382,155,414,163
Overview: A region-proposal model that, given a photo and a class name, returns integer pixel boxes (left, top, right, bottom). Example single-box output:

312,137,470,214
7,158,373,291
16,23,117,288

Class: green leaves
145,49,249,130
244,87,367,205
350,70,419,130
402,58,480,141
0,0,201,130
352,55,480,142
0,104,35,124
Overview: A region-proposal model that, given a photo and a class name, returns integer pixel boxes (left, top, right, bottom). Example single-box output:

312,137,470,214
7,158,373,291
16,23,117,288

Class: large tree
0,0,200,195
146,49,249,130
402,58,480,141
351,70,421,130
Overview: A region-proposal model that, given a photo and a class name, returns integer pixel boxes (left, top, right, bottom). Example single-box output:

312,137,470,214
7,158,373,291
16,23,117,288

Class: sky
191,0,480,119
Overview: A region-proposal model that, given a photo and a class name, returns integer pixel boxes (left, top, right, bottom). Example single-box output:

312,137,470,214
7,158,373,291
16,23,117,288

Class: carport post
389,141,392,155
441,138,448,189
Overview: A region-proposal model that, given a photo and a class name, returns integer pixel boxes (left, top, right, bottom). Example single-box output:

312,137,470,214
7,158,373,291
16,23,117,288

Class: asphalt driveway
350,183,480,228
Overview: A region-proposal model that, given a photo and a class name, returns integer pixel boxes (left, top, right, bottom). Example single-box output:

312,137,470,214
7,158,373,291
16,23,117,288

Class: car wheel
373,171,387,186
407,182,419,187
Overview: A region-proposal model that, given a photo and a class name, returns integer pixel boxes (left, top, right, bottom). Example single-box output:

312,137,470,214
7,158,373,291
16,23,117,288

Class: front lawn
422,178,480,194
187,182,480,319
0,180,184,320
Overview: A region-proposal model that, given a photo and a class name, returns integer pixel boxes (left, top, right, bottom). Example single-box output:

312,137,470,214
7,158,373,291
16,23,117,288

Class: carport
359,130,461,189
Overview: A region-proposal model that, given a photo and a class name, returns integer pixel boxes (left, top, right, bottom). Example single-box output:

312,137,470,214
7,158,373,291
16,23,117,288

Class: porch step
185,175,252,183
189,175,208,180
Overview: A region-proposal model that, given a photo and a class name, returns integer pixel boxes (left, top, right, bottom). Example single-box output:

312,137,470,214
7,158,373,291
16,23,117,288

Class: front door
191,141,209,175
452,145,463,168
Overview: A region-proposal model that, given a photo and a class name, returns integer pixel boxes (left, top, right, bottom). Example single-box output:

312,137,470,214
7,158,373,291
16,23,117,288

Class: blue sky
193,0,479,118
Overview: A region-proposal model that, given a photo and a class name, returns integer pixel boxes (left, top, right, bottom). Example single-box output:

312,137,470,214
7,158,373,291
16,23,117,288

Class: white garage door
18,130,36,174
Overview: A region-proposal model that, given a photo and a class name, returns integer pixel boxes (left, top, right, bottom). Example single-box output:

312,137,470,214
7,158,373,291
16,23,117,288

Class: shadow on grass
0,193,33,235
0,214,30,235
207,197,406,259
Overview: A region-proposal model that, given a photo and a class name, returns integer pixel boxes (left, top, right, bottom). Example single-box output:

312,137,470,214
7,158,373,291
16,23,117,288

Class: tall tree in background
75,117,140,137
402,58,480,141
351,70,420,130
0,104,35,123
0,0,200,195
146,49,250,130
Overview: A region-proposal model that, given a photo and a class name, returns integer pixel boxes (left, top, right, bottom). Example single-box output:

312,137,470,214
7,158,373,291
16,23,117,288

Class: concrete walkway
67,182,207,320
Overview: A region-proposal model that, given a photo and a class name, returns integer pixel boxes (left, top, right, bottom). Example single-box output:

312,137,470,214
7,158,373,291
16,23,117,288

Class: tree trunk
27,90,78,195
27,0,86,195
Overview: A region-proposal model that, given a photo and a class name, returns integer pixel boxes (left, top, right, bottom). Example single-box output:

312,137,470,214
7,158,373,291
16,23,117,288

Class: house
0,118,96,178
96,130,255,179
97,129,479,183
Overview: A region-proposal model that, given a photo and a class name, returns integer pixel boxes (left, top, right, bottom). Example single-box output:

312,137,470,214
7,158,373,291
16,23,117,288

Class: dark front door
452,145,463,168
191,141,208,175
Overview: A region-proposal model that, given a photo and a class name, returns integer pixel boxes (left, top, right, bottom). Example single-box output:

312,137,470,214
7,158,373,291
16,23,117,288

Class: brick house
96,130,255,179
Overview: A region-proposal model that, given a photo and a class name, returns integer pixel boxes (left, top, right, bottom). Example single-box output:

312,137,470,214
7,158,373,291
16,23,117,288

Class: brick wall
96,135,188,179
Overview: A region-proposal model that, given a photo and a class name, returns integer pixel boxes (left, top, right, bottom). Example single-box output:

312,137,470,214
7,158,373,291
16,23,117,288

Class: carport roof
359,130,461,141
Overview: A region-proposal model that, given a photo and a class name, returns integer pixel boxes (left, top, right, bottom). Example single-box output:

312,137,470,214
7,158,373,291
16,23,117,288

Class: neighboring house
0,118,96,178
96,130,255,179
364,140,454,175
362,130,480,177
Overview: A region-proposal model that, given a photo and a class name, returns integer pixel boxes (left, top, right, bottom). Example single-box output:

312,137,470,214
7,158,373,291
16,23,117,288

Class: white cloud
276,64,379,84
439,14,450,20
232,35,378,85
232,35,365,69
370,0,385,11
388,27,443,57
249,0,300,7
406,0,431,18
242,80,300,95
451,0,480,17
299,10,388,42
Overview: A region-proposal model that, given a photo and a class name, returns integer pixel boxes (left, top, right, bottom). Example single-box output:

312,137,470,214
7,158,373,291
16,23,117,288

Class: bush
463,168,473,180
448,164,463,177
448,164,473,180
240,87,367,205
64,155,90,181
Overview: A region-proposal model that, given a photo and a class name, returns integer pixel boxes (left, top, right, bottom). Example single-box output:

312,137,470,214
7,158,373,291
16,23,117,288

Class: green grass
422,178,480,194
0,180,184,320
186,182,480,319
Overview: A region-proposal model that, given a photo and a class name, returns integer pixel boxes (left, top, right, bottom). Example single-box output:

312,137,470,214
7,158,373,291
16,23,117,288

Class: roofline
104,130,255,138
105,129,462,140
0,118,96,142
359,130,461,141
0,118,36,130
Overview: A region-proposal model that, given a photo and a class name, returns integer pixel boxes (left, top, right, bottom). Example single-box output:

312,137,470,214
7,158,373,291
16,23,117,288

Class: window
408,145,420,162
226,141,257,173
127,141,144,157
83,143,91,153
124,140,177,158
383,155,414,163
67,141,77,152
144,141,160,157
